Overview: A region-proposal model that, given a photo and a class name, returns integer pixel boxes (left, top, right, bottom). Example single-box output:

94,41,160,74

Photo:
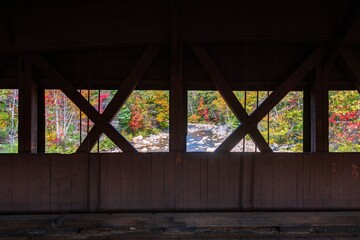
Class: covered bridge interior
0,0,360,239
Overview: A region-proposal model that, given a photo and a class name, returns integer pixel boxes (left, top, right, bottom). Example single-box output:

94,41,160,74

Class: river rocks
212,124,232,138
188,123,216,133
129,123,271,152
150,146,159,150
206,147,216,152
132,135,143,143
129,123,297,152
131,132,169,152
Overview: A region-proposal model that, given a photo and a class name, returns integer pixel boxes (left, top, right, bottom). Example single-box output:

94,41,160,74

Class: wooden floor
0,211,359,239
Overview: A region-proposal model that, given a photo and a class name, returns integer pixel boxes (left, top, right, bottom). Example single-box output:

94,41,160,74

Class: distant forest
0,89,359,153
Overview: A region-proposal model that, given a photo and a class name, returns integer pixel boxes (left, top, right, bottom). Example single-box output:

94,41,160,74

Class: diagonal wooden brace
25,53,137,152
338,46,360,94
76,45,161,152
215,47,324,152
190,44,272,152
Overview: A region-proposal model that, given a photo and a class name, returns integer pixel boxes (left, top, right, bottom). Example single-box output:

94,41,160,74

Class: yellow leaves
211,94,227,110
156,112,168,124
189,114,201,123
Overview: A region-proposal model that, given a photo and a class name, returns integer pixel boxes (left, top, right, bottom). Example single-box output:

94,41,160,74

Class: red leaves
329,108,360,147
203,108,209,122
99,92,110,113
197,97,210,122
329,116,336,124
129,105,143,131
330,111,359,124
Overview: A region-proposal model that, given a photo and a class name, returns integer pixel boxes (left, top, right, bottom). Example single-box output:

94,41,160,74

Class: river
131,124,258,152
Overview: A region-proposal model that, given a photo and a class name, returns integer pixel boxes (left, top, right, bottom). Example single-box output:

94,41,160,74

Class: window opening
45,89,169,153
329,90,360,152
186,90,303,153
187,90,237,152
0,89,18,153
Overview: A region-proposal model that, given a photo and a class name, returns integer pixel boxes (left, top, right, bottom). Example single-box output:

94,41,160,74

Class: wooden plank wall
0,153,359,213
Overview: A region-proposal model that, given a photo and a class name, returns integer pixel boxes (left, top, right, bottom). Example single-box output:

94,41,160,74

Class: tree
0,89,18,153
329,90,360,152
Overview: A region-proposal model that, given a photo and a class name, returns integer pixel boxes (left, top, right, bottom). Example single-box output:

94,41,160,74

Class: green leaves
329,90,360,152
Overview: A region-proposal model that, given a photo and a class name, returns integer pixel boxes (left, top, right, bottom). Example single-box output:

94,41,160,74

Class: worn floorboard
0,212,360,239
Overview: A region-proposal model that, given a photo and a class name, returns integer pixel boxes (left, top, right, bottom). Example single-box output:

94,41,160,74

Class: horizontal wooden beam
77,45,161,152
0,212,360,239
216,47,324,152
25,53,137,152
2,77,355,91
191,44,272,152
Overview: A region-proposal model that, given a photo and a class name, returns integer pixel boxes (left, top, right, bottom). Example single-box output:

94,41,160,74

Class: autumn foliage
0,89,358,153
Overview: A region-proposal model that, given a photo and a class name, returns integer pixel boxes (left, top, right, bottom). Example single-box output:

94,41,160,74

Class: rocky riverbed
131,123,260,152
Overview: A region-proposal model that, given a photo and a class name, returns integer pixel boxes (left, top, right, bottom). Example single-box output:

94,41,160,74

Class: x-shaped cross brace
26,45,161,152
76,45,161,152
191,44,272,152
211,46,324,152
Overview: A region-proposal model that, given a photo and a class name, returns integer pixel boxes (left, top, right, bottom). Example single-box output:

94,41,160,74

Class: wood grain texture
0,155,13,213
188,153,202,209
152,153,165,210
140,154,152,209
228,153,241,209
120,153,133,210
164,152,176,209
254,153,274,209
207,153,219,209
2,212,360,239
0,153,359,213
218,153,230,208
28,154,50,212
173,153,183,209
88,154,100,212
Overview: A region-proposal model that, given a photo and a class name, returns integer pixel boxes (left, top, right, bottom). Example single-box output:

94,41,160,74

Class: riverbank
131,123,260,152
130,123,303,152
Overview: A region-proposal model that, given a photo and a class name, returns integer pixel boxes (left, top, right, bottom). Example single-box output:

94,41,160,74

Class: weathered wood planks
0,152,359,213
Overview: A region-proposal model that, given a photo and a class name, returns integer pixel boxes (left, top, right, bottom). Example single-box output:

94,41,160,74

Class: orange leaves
129,104,144,131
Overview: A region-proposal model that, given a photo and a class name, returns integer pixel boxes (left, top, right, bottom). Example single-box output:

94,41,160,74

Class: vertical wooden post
303,87,311,152
169,0,186,152
310,65,329,152
37,85,45,153
18,58,38,153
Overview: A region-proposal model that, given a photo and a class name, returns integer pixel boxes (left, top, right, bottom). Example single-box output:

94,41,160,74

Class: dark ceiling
0,0,359,55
